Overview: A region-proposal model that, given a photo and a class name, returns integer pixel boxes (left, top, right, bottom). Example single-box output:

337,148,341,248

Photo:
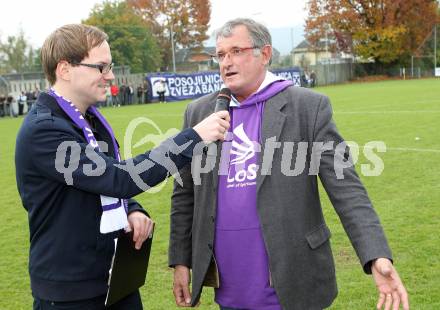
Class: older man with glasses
169,18,409,310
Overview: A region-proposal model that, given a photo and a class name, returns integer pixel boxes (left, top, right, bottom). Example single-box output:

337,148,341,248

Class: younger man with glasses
15,24,230,309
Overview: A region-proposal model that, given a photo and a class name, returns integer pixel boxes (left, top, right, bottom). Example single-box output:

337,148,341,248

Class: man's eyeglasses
71,62,114,74
211,46,260,63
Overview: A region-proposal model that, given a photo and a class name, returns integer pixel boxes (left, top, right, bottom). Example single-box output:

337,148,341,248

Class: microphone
215,88,231,112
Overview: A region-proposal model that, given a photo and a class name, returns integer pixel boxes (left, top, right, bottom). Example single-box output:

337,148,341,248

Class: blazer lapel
211,141,222,191
257,94,288,192
207,99,222,191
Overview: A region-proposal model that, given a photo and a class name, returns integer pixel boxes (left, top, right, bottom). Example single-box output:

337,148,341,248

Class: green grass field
0,78,439,309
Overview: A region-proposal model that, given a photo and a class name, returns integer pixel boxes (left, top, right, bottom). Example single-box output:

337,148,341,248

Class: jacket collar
36,92,98,131
36,91,69,120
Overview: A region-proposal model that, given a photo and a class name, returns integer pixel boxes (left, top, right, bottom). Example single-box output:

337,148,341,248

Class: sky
0,0,308,55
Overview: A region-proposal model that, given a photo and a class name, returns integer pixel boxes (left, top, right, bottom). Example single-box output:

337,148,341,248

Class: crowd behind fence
1,61,438,117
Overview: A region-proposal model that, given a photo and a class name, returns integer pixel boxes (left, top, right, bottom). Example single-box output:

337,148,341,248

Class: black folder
105,228,154,307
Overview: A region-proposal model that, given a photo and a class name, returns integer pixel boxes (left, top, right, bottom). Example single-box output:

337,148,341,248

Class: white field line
335,98,440,106
363,146,440,153
335,110,440,114
108,113,184,118
110,111,440,117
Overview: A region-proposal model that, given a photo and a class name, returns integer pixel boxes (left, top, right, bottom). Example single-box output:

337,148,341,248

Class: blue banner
146,67,301,102
271,67,302,87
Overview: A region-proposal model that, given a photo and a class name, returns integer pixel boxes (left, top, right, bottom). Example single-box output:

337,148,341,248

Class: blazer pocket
305,224,331,249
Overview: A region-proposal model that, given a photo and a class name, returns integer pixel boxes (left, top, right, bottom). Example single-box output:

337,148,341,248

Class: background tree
0,36,6,75
0,28,40,74
83,0,161,73
127,0,211,70
305,0,439,66
31,48,43,72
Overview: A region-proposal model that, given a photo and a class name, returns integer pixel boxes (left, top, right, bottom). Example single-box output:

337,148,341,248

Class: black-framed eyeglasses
71,62,114,74
211,46,261,63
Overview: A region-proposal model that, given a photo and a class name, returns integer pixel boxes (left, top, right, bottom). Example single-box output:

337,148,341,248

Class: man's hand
193,111,230,143
173,265,194,307
127,211,154,250
372,258,409,310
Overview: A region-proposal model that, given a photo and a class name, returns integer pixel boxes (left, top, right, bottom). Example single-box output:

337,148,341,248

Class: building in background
291,39,354,69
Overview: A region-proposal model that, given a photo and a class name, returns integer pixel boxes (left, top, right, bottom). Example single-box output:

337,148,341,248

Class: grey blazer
169,86,392,309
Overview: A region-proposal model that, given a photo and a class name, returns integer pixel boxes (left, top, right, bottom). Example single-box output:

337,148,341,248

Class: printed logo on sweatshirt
227,123,258,186
230,124,256,165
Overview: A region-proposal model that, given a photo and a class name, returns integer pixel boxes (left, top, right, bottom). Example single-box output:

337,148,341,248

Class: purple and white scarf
49,88,128,233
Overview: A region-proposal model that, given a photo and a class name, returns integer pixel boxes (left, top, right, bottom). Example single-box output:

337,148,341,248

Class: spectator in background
143,80,150,104
156,79,167,103
0,96,5,117
310,70,317,88
119,83,126,105
128,84,134,105
26,90,34,112
137,85,143,104
110,83,119,107
9,95,18,117
18,91,27,115
301,71,309,87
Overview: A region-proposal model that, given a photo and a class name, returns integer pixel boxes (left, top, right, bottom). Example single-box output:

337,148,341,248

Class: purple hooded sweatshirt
214,76,292,309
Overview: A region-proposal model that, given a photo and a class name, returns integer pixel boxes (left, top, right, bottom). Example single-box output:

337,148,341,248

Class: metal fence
0,70,150,117
1,60,436,100
311,60,354,86
305,59,354,87
0,72,147,98
308,60,437,87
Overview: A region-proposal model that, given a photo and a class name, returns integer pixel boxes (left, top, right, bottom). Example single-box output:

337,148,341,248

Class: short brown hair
41,24,108,85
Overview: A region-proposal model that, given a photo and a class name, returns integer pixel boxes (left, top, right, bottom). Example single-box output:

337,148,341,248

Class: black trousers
157,91,165,102
18,103,24,115
33,290,142,310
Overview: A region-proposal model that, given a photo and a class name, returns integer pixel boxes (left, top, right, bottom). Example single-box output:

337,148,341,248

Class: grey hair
215,18,272,64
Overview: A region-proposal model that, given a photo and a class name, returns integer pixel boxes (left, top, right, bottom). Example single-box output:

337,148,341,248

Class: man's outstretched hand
372,258,409,310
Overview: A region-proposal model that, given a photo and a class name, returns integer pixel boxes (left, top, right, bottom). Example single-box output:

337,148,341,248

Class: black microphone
215,88,231,112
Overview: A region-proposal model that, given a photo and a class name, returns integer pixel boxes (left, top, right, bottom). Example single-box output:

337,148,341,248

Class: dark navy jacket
15,92,202,301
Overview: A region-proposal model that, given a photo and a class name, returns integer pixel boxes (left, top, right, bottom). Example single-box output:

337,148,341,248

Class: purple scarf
214,80,292,309
49,88,128,233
